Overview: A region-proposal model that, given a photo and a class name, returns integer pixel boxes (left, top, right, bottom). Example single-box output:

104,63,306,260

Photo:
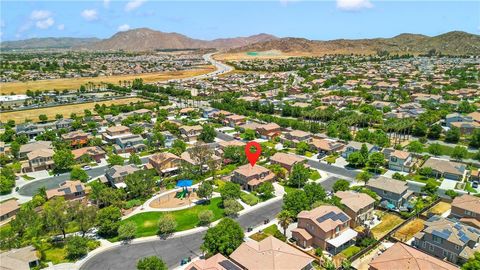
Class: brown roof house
366,176,413,209
180,125,203,142
335,191,376,227
102,125,132,142
309,138,344,155
0,199,20,223
18,140,52,159
421,157,467,181
224,114,246,128
270,152,307,172
291,205,357,254
148,152,182,175
369,242,459,270
0,245,40,270
231,164,275,191
451,194,480,229
388,150,414,172
413,215,480,265
46,180,88,201
282,130,312,146
23,148,55,173
61,130,89,147
256,123,281,139
105,164,140,188
185,253,242,270
229,236,315,270
72,146,106,163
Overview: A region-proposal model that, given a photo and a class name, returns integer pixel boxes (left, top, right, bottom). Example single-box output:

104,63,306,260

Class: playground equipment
175,180,193,200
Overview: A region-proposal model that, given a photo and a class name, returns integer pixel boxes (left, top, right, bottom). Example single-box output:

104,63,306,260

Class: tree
129,153,141,165
445,127,460,143
199,125,216,143
198,210,214,226
39,114,48,122
333,179,350,192
421,179,439,196
53,149,75,171
257,182,275,200
189,143,215,175
243,129,256,141
367,152,385,173
451,146,468,161
356,171,372,185
428,143,442,156
125,170,156,199
158,214,176,236
107,154,124,166
137,256,168,270
296,141,310,155
462,252,480,270
445,189,458,199
360,144,369,159
201,218,244,256
172,139,187,155
223,199,243,217
427,124,442,140
71,166,89,182
277,210,294,236
69,201,97,237
413,122,428,137
10,141,20,158
268,164,287,180
43,197,69,238
289,163,310,188
346,152,366,167
98,187,126,207
283,190,310,216
407,141,424,154
11,203,40,238
118,221,137,241
96,206,122,237
303,183,326,205
418,167,433,177
220,182,241,200
65,236,89,260
470,129,480,148
197,181,213,201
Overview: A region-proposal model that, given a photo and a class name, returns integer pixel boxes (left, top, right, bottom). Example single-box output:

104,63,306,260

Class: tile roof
367,176,409,195
452,194,480,214
298,205,350,233
335,191,375,212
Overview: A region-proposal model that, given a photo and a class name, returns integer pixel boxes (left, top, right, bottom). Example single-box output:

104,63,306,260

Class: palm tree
277,210,294,236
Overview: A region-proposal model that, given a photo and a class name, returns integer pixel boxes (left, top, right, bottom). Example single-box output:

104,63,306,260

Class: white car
83,165,92,171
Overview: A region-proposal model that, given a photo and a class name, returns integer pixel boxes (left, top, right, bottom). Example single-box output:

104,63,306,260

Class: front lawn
371,211,404,239
309,170,321,180
410,174,440,185
249,224,285,242
115,197,224,240
240,192,260,206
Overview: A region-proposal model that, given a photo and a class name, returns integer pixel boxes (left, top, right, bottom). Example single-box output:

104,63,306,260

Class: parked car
83,165,92,171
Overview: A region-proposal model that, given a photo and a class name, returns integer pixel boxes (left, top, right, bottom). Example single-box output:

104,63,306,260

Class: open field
0,97,149,123
0,65,215,94
393,218,425,241
371,211,404,239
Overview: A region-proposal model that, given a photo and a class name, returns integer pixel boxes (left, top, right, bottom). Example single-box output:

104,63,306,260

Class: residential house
388,150,414,172
147,152,182,175
185,253,242,270
113,134,146,154
451,194,480,229
0,199,20,222
105,164,140,188
291,205,357,254
309,138,344,155
369,242,459,270
16,123,46,139
256,123,281,139
61,130,89,147
0,246,40,270
72,146,106,163
103,125,131,142
202,107,219,118
270,152,307,172
55,118,73,130
341,142,379,159
421,157,467,181
179,125,203,142
225,114,246,127
450,121,480,135
335,191,375,227
446,113,473,127
283,130,312,146
229,236,315,270
46,180,88,201
366,176,413,208
23,148,55,172
216,140,246,157
231,164,275,190
414,216,480,264
19,140,52,159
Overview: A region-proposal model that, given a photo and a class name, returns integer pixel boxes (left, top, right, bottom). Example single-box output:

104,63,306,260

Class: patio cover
326,228,358,248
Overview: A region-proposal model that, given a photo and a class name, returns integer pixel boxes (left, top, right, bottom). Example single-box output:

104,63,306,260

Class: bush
392,172,407,181
158,214,176,235
315,248,323,257
137,256,167,270
273,230,287,241
309,170,321,180
240,192,260,206
65,236,88,260
358,237,376,248
125,199,143,209
87,239,100,251
118,221,137,241
223,199,243,217
198,210,214,226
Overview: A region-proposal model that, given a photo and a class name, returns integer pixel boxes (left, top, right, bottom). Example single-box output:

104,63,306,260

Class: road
306,159,359,180
168,53,233,83
80,199,283,270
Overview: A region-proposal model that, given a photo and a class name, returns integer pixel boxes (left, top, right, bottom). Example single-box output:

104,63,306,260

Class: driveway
80,199,283,270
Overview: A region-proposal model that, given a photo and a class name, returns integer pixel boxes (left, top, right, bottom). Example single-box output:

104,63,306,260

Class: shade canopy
176,180,193,187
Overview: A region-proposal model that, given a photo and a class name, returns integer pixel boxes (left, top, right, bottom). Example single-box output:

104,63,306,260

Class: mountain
229,31,480,55
83,28,277,51
1,37,100,50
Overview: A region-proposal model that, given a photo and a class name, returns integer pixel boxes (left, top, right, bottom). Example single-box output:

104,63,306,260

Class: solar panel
460,234,470,243
317,211,349,223
62,187,72,194
432,229,451,239
454,223,462,230
219,260,242,270
317,211,336,223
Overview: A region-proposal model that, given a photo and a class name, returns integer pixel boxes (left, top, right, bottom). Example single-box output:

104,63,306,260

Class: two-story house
19,141,52,159
102,125,132,142
24,148,55,172
421,157,467,181
414,216,480,265
366,176,413,208
231,164,275,191
341,142,379,159
46,180,88,201
179,125,203,142
61,130,89,147
309,138,345,156
113,134,146,154
451,194,480,229
256,123,281,139
335,191,376,227
147,152,182,175
269,152,307,173
291,205,357,254
225,114,246,128
282,130,312,146
388,150,414,172
105,164,140,188
72,146,106,163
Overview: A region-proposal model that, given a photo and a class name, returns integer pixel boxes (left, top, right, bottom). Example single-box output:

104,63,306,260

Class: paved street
306,159,359,180
80,199,283,270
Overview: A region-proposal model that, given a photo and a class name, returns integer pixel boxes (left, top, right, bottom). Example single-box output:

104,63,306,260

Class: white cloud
104,0,110,8
36,17,54,29
336,0,373,11
57,24,65,30
117,24,131,31
30,10,52,20
125,0,145,12
81,9,98,21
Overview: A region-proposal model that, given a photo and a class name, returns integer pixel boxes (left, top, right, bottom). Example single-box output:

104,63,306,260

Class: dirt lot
0,65,214,94
0,97,149,123
393,218,425,242
424,201,451,217
371,211,404,239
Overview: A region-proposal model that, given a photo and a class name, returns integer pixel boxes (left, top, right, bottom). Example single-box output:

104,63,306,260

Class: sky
1,0,479,42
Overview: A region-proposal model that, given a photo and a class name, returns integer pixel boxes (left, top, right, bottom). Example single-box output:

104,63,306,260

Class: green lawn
115,197,224,240
310,170,321,180
280,183,299,194
410,174,440,185
240,192,260,206
431,144,476,159
340,245,361,258
42,242,68,264
250,224,284,242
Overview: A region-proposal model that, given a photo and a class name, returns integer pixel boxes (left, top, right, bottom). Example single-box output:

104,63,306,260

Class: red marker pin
245,141,262,167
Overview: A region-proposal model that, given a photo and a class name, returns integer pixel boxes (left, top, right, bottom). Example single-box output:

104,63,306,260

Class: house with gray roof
341,141,380,159
421,157,467,181
105,164,140,188
366,176,413,209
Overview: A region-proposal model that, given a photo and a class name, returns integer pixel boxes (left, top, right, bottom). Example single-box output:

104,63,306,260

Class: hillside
1,37,100,50
229,31,480,56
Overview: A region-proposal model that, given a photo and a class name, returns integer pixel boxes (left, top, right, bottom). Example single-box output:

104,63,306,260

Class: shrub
198,210,214,226
65,236,88,260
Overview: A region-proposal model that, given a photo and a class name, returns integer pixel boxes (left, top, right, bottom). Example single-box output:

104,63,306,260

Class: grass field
0,65,215,94
250,224,282,242
113,197,224,241
393,218,425,241
0,97,149,123
424,201,451,216
371,211,404,239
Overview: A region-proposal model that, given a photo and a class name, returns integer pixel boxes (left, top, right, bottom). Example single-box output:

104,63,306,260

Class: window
443,250,448,258
422,241,426,248
429,244,434,251
335,226,340,233
432,235,443,244
391,157,397,162
465,210,472,216
455,245,460,250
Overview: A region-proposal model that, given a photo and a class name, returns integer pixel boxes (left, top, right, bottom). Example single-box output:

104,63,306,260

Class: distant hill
82,28,277,51
230,31,480,55
1,37,100,50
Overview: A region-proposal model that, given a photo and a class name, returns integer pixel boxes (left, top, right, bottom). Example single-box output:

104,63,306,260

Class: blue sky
1,1,479,41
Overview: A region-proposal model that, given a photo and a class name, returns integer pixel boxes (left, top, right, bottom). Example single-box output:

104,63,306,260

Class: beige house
19,140,52,159
0,199,20,223
231,164,275,190
46,180,88,201
23,148,55,172
270,152,307,172
283,130,312,146
179,125,203,142
451,194,480,229
185,253,241,270
0,246,40,270
147,152,182,175
309,138,344,155
421,157,467,181
103,125,131,142
335,191,375,227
